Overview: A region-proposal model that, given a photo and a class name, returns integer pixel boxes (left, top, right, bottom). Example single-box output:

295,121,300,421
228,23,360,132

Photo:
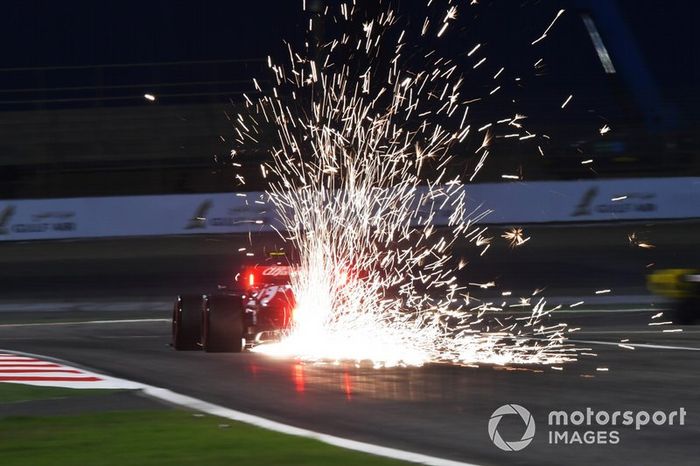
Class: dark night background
0,0,698,198
1,1,695,107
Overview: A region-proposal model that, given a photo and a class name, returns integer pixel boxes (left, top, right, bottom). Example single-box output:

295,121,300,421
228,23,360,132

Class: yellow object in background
647,269,699,299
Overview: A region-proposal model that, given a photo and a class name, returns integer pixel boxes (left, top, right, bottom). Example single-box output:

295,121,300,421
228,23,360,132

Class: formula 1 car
172,253,295,352
647,269,700,325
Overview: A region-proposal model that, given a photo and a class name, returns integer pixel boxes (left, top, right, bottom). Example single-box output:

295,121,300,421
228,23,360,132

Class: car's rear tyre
172,295,204,350
202,295,245,352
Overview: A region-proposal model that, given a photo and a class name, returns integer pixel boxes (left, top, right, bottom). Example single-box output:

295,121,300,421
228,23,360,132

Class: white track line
0,318,169,328
578,329,700,335
0,307,669,329
484,307,668,315
568,339,700,352
1,348,481,466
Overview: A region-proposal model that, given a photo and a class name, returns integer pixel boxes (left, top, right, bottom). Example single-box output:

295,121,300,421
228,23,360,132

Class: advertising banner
0,177,698,241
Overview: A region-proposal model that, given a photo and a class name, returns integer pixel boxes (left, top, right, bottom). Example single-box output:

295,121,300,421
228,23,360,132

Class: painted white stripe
0,360,57,364
0,371,84,375
0,318,170,328
1,349,481,466
0,306,670,331
486,307,669,315
0,366,64,370
569,339,700,352
0,365,62,369
577,329,700,335
0,359,58,363
0,300,171,312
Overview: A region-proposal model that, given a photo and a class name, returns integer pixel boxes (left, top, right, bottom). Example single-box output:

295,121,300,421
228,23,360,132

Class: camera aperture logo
489,404,687,451
488,404,536,451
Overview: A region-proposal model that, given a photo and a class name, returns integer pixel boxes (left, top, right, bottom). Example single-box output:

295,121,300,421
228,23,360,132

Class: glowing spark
611,195,627,201
569,301,584,308
628,233,655,249
595,289,611,295
469,282,496,289
143,93,156,101
473,57,486,69
561,94,573,108
581,159,593,165
531,9,565,45
599,124,611,135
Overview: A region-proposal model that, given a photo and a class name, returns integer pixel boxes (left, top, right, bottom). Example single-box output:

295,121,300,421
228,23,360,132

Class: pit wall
1,177,698,241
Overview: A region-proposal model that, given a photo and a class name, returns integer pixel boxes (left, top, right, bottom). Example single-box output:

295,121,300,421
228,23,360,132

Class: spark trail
235,1,582,367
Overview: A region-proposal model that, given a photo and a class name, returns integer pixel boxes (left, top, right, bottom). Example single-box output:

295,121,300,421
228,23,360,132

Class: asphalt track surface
1,222,699,465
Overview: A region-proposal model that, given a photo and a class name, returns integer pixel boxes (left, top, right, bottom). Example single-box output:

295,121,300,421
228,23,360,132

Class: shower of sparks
599,124,611,135
234,1,583,367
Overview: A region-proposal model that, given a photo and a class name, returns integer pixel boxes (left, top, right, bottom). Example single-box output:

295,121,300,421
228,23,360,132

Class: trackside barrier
0,177,698,241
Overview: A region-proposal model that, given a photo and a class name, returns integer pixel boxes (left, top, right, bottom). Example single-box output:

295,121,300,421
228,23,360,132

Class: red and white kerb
0,352,143,389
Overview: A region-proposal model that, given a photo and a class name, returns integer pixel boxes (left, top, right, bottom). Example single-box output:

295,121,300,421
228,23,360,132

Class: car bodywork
172,258,295,352
647,268,700,324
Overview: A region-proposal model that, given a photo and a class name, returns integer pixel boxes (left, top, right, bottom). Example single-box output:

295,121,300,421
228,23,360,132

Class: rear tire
202,295,245,352
172,295,204,350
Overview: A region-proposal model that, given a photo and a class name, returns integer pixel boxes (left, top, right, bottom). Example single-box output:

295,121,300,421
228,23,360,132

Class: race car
647,269,700,324
172,253,295,352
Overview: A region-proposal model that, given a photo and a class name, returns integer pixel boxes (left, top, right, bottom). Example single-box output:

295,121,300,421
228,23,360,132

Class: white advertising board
0,177,698,241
